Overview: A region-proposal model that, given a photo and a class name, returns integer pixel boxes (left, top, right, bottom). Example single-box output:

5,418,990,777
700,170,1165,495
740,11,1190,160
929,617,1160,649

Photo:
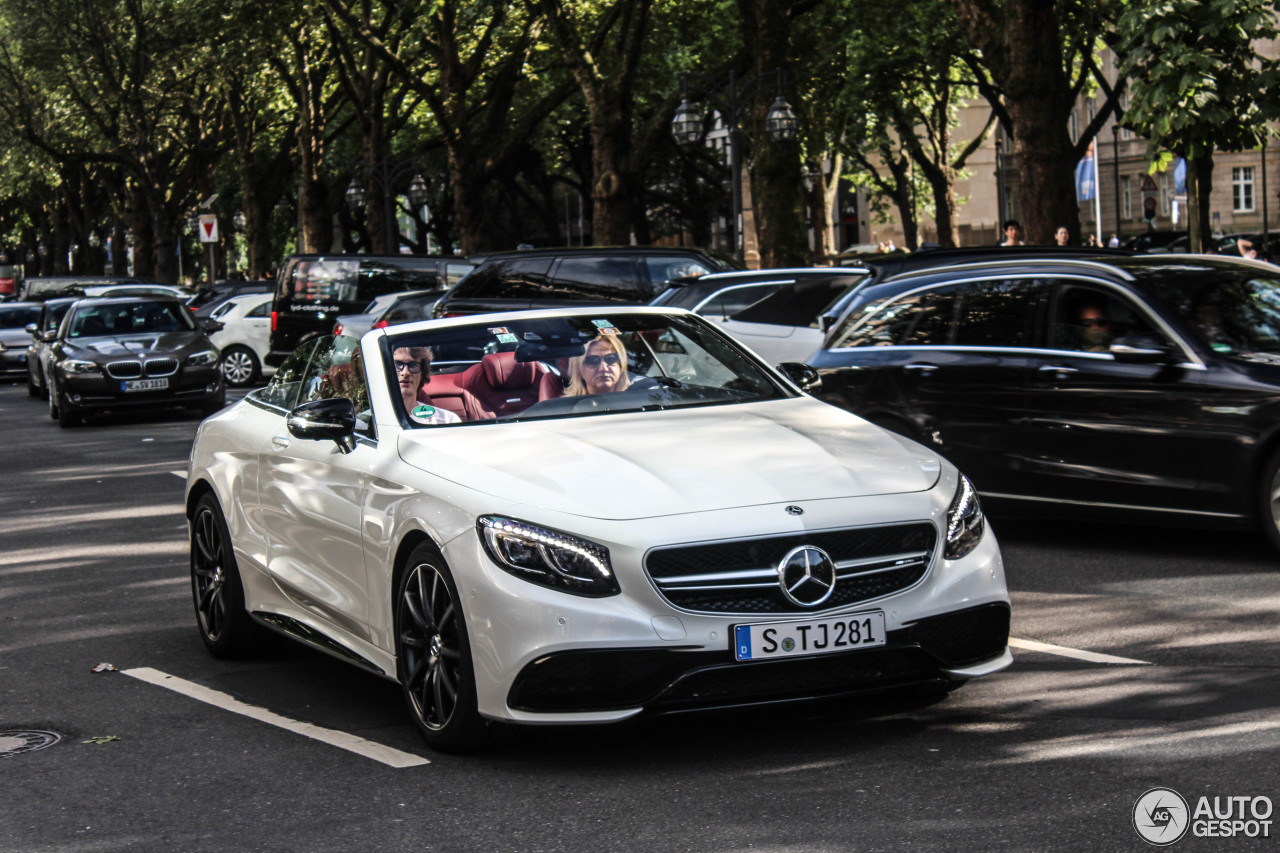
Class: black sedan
47,297,225,426
808,253,1280,553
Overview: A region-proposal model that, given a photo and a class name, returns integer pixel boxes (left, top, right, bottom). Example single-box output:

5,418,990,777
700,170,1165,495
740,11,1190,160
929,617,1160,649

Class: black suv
431,247,734,318
266,254,474,366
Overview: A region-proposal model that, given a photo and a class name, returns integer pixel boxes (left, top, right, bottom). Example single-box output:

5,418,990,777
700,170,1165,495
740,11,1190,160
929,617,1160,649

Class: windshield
384,312,791,426
68,300,196,337
1144,271,1280,355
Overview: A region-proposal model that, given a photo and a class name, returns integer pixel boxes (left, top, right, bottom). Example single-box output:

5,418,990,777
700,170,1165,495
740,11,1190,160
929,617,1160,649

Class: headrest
481,351,539,390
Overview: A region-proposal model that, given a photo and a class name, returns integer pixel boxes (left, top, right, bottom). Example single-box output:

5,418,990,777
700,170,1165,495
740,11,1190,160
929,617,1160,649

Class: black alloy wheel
190,493,263,657
395,544,489,752
49,379,80,427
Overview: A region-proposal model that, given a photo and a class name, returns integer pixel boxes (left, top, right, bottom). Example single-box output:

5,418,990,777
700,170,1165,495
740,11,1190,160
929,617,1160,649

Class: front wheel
52,382,81,427
219,345,260,388
1260,449,1280,556
395,544,490,753
191,493,265,657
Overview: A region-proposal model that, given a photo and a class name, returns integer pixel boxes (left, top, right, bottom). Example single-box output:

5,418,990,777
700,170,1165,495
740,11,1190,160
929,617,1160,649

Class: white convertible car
186,307,1011,752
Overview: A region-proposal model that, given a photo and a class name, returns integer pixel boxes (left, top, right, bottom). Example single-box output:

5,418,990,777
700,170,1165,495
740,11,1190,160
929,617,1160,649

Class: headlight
63,359,100,375
478,515,619,597
187,349,219,366
944,475,984,560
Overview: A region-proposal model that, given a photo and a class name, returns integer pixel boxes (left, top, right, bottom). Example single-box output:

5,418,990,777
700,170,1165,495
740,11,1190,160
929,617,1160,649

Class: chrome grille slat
144,358,178,377
645,523,936,615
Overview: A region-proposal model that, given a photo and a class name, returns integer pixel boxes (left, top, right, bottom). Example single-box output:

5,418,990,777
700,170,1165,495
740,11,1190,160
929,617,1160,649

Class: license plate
122,378,169,392
733,611,886,661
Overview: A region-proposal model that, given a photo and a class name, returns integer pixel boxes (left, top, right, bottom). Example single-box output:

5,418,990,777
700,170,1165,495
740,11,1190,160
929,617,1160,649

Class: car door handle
271,435,291,449
1038,364,1079,377
903,363,938,374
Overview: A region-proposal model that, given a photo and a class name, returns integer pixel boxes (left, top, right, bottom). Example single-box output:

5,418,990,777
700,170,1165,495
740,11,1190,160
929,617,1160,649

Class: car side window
951,278,1042,347
256,338,324,410
1049,285,1158,353
247,302,271,319
644,257,716,292
833,286,958,348
549,256,641,300
297,335,371,417
699,284,780,320
455,258,552,299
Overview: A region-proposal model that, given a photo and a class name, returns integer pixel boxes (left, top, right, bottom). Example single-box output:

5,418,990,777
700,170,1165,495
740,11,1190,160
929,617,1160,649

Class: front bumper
0,349,27,377
60,367,224,410
507,602,1011,714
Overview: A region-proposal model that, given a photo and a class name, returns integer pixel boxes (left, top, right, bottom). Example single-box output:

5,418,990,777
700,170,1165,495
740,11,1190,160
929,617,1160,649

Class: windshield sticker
592,319,620,336
412,405,437,418
487,327,509,335
497,333,519,344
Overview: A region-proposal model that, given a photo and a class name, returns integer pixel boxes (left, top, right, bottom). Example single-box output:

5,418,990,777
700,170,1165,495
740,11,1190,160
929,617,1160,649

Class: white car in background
186,306,1011,753
207,292,275,387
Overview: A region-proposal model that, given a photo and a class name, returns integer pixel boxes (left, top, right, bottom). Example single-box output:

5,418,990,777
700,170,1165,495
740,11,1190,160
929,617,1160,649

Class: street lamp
994,136,1007,227
345,160,427,253
233,210,246,232
671,68,798,263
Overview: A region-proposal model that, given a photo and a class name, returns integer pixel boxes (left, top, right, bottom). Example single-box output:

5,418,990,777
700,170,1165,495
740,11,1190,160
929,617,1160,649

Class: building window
1122,176,1132,219
1233,167,1256,213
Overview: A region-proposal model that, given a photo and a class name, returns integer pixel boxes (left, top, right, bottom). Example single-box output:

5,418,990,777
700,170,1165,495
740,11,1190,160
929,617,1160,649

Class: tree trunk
1187,151,1215,252
592,110,632,245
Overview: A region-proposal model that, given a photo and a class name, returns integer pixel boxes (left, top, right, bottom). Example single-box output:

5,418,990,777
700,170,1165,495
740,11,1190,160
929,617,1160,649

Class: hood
67,332,205,357
398,398,941,520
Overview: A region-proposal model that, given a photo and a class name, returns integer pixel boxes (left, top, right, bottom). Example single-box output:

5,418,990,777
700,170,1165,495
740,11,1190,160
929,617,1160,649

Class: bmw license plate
122,378,169,392
733,611,886,661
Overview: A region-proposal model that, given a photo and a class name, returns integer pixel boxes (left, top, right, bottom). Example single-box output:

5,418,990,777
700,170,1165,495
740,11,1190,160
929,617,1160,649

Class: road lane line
122,667,430,768
1008,637,1151,665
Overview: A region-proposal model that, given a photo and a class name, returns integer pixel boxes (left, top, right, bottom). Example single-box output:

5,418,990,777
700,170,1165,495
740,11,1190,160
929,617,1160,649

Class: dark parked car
25,297,78,397
19,276,142,302
188,279,275,319
267,254,474,367
431,246,735,318
807,253,1280,553
1121,230,1187,253
332,288,445,340
46,297,225,426
0,302,42,379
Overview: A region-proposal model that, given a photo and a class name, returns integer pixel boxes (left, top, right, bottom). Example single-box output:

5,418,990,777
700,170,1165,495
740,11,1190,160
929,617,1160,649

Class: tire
219,345,260,388
395,543,491,753
1260,448,1280,556
190,493,265,658
50,381,81,427
27,370,40,398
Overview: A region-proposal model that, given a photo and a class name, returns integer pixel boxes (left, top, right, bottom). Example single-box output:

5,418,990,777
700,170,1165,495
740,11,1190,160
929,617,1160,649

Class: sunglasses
583,353,621,368
393,361,423,375
1080,318,1109,328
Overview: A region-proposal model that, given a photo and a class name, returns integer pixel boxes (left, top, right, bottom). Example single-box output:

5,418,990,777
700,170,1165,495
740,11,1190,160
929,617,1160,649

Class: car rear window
451,258,553,299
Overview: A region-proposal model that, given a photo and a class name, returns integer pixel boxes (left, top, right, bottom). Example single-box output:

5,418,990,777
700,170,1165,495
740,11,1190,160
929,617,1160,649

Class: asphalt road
2,379,1278,852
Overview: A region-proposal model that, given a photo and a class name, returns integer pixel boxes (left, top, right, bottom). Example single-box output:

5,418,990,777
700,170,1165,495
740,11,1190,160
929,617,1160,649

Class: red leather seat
457,351,562,417
420,371,491,421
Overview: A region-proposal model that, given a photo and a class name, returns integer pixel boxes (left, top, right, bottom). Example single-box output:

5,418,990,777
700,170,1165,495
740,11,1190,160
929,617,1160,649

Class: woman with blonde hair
565,334,632,396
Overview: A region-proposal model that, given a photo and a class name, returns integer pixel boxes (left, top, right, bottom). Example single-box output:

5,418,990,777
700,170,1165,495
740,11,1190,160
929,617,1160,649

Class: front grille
105,360,142,379
645,523,936,615
144,358,178,376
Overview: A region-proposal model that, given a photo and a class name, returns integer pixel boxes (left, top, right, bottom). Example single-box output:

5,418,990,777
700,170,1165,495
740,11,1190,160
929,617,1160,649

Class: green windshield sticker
413,405,436,418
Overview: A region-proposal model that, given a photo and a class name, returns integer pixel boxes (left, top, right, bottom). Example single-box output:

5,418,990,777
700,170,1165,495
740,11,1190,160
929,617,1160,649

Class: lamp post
994,136,1006,228
345,159,430,254
1112,123,1122,243
671,68,798,264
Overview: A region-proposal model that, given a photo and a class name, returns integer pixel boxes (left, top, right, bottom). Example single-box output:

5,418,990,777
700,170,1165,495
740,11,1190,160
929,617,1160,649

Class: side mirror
287,397,358,453
778,362,822,393
1110,334,1175,364
204,319,225,334
25,322,37,337
41,330,58,343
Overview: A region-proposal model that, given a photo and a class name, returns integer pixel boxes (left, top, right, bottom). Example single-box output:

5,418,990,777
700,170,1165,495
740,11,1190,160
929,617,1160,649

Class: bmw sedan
808,253,1280,553
47,297,225,426
186,307,1011,752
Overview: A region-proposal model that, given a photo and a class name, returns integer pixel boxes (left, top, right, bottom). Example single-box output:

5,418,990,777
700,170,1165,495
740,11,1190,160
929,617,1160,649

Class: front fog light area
944,475,985,560
478,515,619,597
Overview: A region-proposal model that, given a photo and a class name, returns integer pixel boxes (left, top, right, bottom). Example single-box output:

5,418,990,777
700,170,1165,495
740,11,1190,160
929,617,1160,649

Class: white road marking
1008,637,1151,666
122,667,430,768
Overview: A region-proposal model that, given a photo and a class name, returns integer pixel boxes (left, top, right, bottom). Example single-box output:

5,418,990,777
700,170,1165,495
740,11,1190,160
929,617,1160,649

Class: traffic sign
198,214,219,243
